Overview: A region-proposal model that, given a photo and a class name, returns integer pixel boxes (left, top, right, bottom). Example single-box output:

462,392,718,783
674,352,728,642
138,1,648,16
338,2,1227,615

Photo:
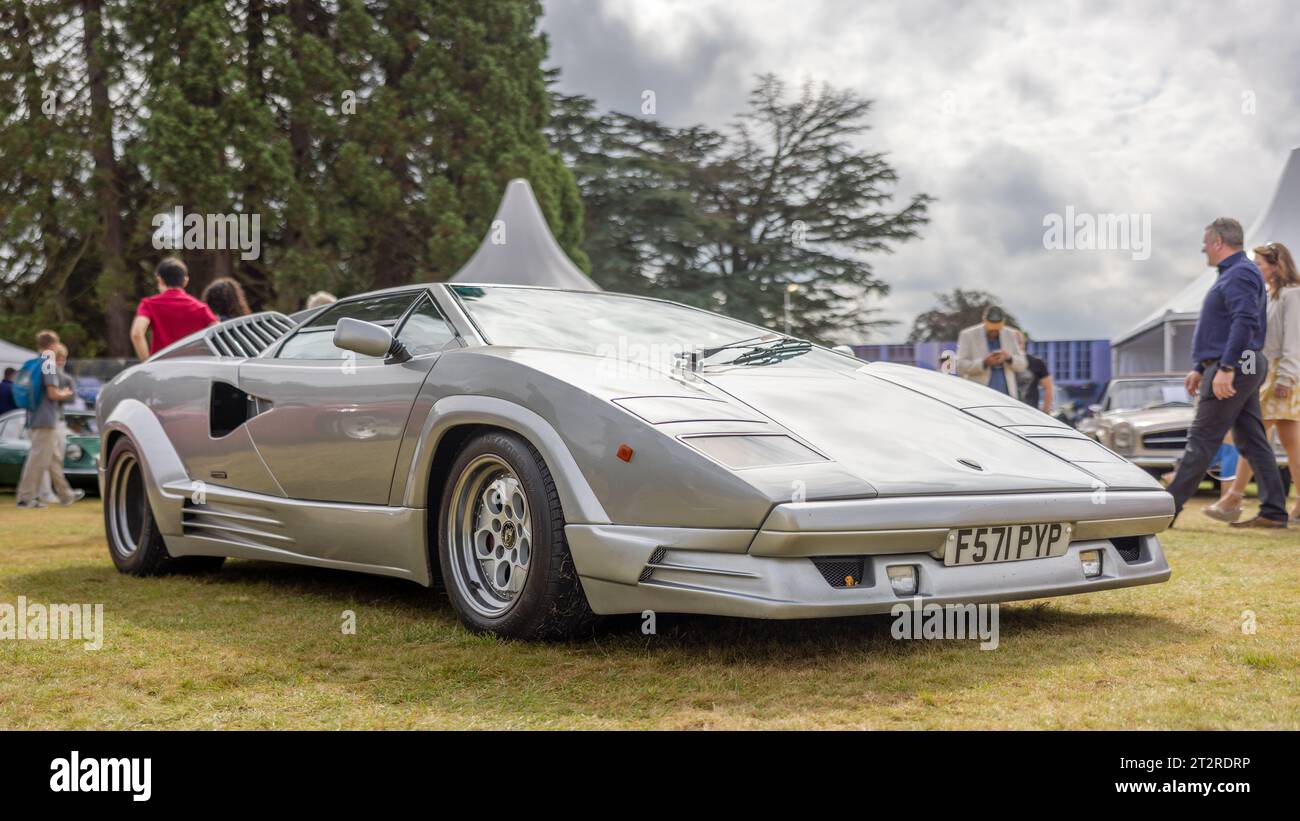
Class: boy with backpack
14,332,83,508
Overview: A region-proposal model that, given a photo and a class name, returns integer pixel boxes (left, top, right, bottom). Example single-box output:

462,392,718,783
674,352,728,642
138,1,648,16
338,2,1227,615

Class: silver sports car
97,284,1174,638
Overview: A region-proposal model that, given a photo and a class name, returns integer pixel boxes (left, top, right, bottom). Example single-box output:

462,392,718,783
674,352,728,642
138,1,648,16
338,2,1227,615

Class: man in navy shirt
0,368,15,414
1165,218,1287,527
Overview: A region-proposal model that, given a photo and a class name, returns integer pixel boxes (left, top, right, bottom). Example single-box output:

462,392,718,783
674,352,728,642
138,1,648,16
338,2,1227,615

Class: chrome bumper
568,490,1174,618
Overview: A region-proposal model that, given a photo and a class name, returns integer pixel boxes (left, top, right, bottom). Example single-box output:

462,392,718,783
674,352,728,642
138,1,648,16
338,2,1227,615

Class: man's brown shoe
1229,516,1288,529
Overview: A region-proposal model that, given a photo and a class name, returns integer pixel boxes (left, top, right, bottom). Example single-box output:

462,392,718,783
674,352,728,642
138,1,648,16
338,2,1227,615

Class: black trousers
1166,353,1287,521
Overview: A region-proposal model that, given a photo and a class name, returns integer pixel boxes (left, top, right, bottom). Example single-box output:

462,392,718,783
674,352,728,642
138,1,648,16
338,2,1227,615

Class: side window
1,418,29,441
277,330,381,361
278,291,420,360
303,292,418,329
396,297,457,356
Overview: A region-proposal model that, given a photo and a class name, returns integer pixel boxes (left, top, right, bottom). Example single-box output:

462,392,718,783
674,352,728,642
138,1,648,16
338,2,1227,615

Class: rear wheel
103,438,224,576
437,431,595,639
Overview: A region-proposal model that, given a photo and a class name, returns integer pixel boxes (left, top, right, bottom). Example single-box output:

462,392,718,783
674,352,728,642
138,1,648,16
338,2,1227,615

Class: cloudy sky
541,0,1300,341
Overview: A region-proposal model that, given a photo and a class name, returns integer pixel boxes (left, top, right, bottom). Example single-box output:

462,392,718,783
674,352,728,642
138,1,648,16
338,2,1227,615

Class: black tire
103,437,224,576
172,555,227,573
437,430,596,640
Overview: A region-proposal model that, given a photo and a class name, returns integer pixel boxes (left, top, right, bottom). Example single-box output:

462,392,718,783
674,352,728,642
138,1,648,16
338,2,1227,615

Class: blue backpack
10,356,46,416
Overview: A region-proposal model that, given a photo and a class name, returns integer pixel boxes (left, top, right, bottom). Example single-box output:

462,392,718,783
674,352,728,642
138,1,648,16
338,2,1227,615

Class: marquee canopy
449,178,600,292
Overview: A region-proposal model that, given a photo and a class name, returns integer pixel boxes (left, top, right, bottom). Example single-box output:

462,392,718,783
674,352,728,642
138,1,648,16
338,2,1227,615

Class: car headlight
1111,422,1135,453
681,434,826,469
65,443,83,462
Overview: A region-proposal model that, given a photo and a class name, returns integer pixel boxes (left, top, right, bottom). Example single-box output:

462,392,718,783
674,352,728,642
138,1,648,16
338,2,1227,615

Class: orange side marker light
616,444,634,462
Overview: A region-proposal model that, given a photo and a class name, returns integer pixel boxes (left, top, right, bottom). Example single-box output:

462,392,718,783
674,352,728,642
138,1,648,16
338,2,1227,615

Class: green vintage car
0,409,101,490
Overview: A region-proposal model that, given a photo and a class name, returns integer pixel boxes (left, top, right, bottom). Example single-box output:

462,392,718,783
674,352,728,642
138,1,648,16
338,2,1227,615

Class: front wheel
437,431,595,640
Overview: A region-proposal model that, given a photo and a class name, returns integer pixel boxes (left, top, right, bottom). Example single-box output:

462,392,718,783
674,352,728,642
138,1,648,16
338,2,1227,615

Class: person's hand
1275,383,1292,400
984,351,1005,367
1185,369,1202,395
1212,368,1236,399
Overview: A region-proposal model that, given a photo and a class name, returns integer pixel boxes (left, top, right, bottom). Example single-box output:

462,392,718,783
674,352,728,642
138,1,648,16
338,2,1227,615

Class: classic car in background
1084,373,1288,481
0,409,101,490
95,283,1175,639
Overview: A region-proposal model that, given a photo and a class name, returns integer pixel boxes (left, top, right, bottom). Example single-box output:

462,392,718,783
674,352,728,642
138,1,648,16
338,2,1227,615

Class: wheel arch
100,398,190,536
403,396,610,527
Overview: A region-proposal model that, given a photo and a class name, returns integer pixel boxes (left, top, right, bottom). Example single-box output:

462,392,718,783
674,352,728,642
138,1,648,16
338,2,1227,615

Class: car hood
1102,406,1193,429
699,362,1114,496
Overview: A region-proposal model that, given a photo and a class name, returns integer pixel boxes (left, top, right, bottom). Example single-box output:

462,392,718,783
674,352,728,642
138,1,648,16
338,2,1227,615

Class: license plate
944,523,1071,566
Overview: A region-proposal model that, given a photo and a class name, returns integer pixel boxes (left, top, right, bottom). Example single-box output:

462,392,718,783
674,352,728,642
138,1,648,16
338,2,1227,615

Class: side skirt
160,480,431,585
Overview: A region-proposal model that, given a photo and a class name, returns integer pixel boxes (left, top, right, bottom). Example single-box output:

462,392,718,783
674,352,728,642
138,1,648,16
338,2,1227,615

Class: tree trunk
82,0,132,356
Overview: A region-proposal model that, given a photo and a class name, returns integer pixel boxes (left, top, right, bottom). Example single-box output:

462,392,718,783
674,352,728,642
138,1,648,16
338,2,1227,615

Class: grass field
0,490,1296,729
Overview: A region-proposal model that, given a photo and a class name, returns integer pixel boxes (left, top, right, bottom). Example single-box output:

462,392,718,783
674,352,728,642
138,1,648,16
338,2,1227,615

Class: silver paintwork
97,283,1175,623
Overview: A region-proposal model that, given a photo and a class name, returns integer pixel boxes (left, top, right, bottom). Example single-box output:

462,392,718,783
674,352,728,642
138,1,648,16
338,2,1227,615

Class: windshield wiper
725,339,813,366
696,333,789,361
683,334,813,369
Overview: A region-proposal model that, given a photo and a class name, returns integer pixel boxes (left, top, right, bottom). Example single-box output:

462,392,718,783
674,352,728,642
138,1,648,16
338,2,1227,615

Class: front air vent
639,547,668,582
206,311,296,358
811,556,869,589
1110,535,1144,564
1141,429,1189,451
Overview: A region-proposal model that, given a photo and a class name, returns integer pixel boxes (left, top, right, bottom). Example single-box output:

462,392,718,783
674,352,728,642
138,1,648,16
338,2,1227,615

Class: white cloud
544,0,1300,341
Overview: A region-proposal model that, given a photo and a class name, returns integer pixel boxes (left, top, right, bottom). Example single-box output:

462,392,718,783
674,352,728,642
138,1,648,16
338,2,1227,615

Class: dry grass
0,490,1296,729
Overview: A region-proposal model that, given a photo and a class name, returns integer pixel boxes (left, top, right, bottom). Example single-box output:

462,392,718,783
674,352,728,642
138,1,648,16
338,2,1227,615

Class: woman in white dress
1205,242,1300,522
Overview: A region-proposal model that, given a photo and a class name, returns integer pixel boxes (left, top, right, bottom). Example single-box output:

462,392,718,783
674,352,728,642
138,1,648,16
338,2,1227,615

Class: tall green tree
0,0,128,355
551,75,931,342
1,0,583,354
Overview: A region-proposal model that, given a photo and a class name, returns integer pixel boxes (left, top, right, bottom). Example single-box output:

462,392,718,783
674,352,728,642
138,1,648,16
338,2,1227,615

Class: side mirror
333,318,410,363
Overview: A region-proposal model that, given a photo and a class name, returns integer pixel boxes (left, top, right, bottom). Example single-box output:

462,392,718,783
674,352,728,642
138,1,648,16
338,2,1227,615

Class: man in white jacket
956,306,1027,397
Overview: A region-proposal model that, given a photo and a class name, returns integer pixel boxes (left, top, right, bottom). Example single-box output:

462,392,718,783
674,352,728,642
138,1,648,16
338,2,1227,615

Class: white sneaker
58,489,87,506
1203,497,1244,523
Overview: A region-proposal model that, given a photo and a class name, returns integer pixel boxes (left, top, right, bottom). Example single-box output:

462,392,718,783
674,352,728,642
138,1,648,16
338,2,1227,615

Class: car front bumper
568,490,1174,618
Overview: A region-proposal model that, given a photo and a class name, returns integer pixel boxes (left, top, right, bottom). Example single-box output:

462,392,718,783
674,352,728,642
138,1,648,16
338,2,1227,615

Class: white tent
1,338,36,373
1112,147,1300,375
450,178,600,291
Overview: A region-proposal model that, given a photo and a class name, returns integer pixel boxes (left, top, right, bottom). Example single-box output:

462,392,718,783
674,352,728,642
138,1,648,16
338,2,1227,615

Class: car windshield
1107,379,1193,411
451,285,853,371
65,414,98,435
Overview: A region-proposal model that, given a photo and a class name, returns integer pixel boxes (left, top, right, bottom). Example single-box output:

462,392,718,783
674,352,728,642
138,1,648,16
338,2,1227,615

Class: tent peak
448,178,600,292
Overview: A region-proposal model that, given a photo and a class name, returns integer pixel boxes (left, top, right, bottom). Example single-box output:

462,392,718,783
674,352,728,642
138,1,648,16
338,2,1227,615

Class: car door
238,290,459,504
0,414,29,486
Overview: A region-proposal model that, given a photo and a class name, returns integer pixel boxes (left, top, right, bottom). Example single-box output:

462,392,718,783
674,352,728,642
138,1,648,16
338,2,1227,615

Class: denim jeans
1165,353,1287,521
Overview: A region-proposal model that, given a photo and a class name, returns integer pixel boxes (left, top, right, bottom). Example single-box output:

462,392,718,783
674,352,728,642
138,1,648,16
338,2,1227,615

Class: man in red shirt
130,257,219,359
